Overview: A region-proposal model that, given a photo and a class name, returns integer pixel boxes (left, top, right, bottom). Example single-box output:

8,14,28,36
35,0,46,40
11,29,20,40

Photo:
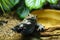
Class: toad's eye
23,19,31,25
26,22,31,24
23,19,28,23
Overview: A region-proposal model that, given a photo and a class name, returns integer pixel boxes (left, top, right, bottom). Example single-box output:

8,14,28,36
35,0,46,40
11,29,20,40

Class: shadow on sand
22,31,42,40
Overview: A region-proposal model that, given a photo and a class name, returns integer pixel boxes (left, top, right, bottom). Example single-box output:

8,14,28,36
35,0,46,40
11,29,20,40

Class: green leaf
4,0,13,8
47,0,58,4
16,6,30,19
25,0,46,10
0,0,20,12
0,3,5,13
2,0,10,11
9,0,19,6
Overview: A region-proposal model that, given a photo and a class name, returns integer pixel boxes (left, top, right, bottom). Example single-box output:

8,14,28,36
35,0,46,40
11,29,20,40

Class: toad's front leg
36,23,45,32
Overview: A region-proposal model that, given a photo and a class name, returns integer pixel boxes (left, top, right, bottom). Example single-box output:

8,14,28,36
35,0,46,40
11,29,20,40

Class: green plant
0,0,19,13
0,0,58,19
47,0,58,4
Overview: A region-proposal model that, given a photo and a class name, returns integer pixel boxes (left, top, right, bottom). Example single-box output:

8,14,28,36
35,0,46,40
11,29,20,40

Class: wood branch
45,26,60,32
40,26,60,37
41,32,60,37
